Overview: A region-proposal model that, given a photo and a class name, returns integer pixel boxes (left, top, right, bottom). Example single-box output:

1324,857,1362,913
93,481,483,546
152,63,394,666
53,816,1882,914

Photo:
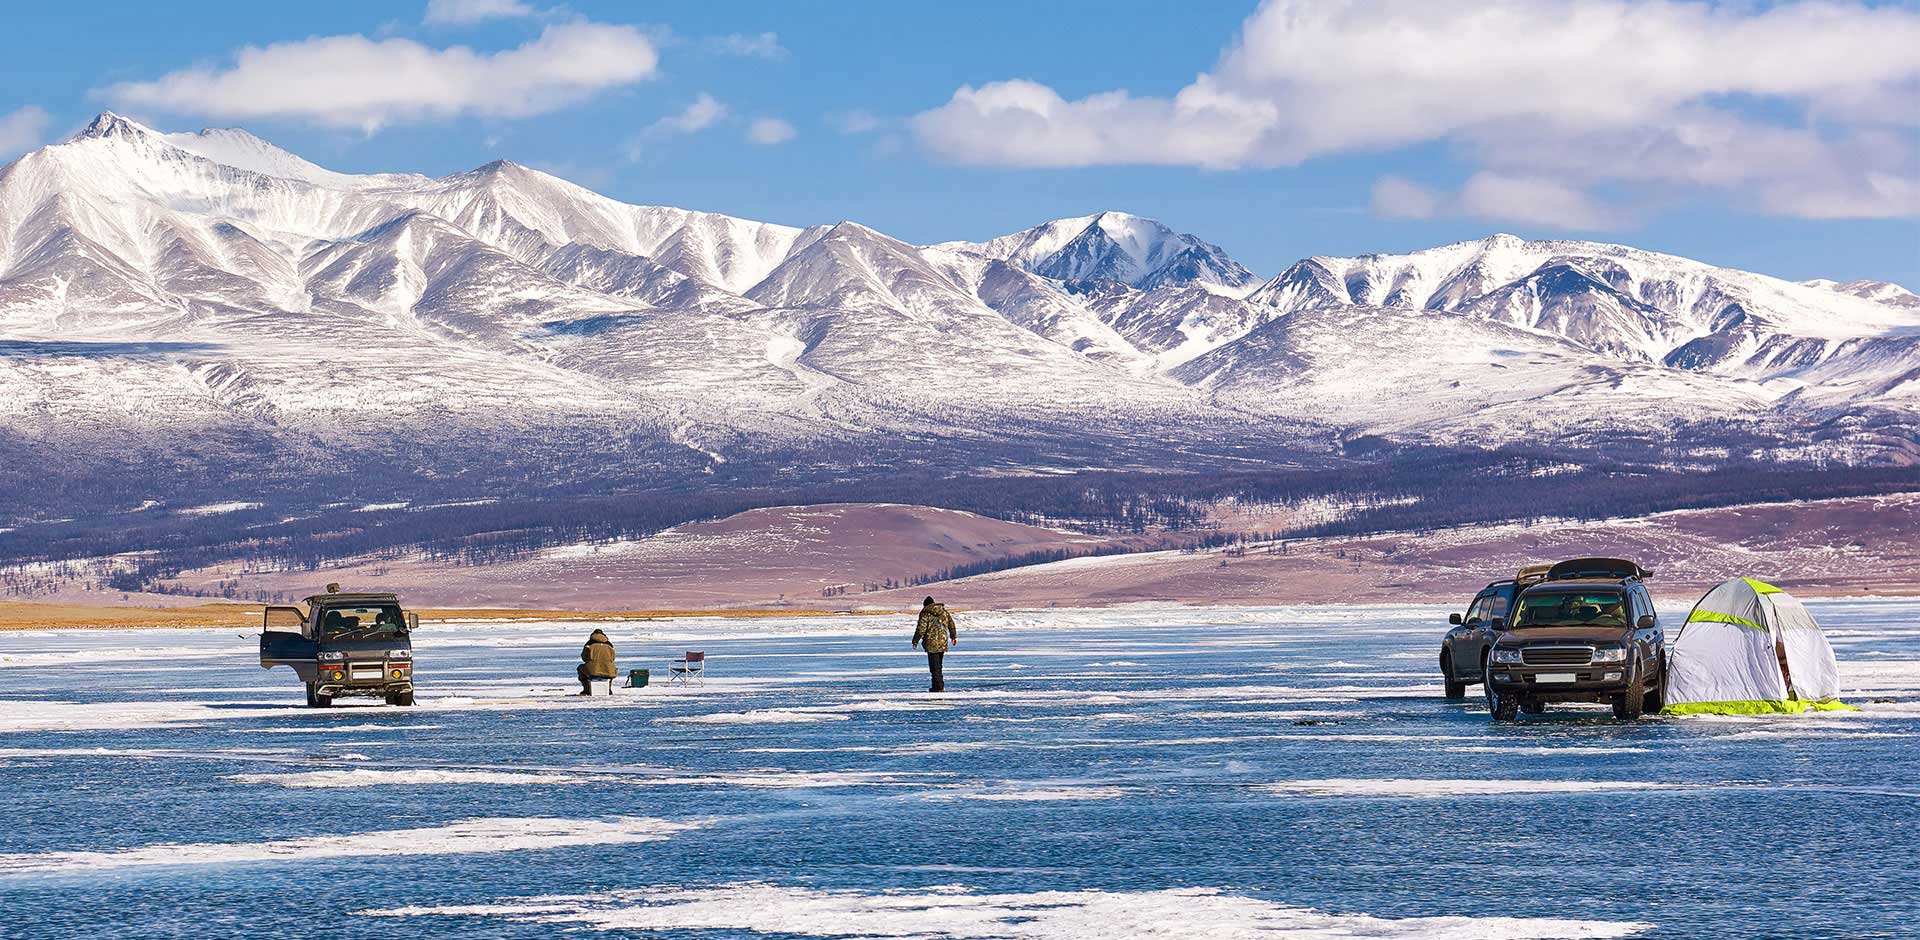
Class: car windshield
1513,590,1626,628
318,605,407,640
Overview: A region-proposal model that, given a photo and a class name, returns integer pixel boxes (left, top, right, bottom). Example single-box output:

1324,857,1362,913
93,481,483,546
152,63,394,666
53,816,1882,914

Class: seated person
578,629,616,694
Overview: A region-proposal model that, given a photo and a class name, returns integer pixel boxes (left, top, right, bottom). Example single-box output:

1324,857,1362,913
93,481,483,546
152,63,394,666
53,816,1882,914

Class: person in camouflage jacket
911,597,958,692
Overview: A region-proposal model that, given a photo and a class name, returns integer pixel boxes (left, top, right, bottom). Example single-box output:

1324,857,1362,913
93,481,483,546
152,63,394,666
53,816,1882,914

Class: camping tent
1662,577,1850,716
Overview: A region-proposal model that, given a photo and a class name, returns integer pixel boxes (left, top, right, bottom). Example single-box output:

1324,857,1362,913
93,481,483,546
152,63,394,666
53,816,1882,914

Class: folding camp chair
668,651,706,685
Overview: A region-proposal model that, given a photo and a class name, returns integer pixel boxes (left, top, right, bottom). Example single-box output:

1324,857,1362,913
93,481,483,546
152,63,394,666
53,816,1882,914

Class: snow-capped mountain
939,211,1259,295
1,112,1915,503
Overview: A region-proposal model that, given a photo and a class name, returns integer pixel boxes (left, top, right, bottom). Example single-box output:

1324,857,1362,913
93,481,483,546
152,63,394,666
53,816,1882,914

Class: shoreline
6,589,1917,632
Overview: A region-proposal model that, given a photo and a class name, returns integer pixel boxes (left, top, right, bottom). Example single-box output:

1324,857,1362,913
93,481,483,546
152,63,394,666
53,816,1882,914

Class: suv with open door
1483,558,1666,721
259,591,418,707
1439,564,1549,698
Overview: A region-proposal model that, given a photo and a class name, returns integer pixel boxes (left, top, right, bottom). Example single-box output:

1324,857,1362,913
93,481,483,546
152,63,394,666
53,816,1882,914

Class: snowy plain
1,601,1916,938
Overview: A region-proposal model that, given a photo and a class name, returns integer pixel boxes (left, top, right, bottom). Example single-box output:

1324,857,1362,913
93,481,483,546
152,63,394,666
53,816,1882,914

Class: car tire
1491,693,1520,722
1613,668,1645,720
1643,674,1665,714
386,690,414,706
1484,659,1518,720
1442,653,1466,699
306,684,331,708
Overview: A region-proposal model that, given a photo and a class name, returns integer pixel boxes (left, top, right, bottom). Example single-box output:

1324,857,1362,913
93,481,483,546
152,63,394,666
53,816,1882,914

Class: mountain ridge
2,112,1916,507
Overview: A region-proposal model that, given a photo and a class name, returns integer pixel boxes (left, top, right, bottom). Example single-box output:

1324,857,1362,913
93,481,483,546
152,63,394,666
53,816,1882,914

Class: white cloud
628,93,727,160
913,78,1274,170
1371,172,1624,230
647,93,727,136
707,32,786,60
423,0,534,25
1369,175,1441,221
747,117,796,145
827,110,881,134
914,0,1920,220
104,22,659,132
0,106,51,158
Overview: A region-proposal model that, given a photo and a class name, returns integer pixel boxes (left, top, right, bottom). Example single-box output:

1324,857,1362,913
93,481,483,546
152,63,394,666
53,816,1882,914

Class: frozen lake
2,601,1917,939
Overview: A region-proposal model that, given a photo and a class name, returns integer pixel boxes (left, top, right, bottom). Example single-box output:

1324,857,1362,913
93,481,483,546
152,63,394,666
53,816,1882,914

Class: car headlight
317,651,345,662
1491,648,1523,664
388,649,411,659
1591,646,1627,663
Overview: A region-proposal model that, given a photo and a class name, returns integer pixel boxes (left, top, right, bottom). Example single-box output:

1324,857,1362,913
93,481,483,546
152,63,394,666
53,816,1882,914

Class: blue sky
3,0,1916,284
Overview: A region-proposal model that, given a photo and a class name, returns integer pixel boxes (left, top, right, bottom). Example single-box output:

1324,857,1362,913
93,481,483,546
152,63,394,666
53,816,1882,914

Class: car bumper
1487,665,1631,701
315,679,413,698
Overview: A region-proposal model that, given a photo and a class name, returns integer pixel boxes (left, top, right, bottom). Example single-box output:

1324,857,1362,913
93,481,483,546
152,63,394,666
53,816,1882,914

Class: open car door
259,605,315,668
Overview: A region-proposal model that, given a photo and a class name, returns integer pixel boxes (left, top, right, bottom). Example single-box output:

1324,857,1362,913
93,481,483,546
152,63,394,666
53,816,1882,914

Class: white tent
1662,577,1850,716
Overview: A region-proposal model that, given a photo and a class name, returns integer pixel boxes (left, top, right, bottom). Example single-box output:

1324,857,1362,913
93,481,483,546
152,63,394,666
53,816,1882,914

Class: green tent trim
1685,609,1765,631
1661,699,1856,716
1741,577,1783,595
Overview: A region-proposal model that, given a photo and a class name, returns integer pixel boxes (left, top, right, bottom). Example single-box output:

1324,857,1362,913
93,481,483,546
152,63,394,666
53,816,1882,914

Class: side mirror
1637,614,1655,630
1449,613,1463,625
1490,617,1506,631
405,612,420,631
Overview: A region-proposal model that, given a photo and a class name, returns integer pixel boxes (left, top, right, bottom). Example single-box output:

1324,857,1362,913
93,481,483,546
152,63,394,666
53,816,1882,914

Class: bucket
627,668,649,688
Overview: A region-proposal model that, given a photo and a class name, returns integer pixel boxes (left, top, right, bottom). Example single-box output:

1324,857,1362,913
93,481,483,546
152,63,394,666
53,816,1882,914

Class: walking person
578,629,616,694
911,596,957,692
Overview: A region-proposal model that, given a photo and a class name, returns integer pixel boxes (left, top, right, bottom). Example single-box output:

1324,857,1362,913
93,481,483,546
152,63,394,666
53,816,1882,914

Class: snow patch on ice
360,882,1651,938
1260,779,1676,798
660,708,851,724
957,786,1130,802
229,768,936,789
0,816,700,875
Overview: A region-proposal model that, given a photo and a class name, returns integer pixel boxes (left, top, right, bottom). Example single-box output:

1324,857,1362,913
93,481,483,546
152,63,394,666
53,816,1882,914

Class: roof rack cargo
302,592,402,605
1515,563,1553,587
1545,557,1653,581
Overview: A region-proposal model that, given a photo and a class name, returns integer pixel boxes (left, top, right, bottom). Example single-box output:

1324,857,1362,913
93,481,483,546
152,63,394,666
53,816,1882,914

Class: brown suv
1483,558,1666,721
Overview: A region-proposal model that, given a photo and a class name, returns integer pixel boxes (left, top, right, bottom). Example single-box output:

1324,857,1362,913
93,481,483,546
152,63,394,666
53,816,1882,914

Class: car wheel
1642,673,1665,713
1442,653,1467,699
305,683,331,708
387,691,415,706
1613,670,1645,720
1483,658,1519,720
1491,692,1520,722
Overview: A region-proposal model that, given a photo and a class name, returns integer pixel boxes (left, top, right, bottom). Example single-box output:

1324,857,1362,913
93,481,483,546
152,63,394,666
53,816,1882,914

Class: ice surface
2,600,1917,938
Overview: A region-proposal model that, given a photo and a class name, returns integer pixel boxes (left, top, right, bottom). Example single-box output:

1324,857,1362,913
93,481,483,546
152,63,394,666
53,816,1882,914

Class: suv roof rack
303,592,402,605
1515,563,1553,587
1545,557,1652,582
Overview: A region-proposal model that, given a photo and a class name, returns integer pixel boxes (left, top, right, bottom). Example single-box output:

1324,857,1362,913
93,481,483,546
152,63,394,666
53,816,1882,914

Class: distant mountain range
2,112,1916,516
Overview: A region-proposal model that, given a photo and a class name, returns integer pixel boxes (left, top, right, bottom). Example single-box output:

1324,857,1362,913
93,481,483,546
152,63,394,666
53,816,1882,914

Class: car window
1487,592,1511,620
318,605,407,639
1465,596,1490,624
1514,591,1627,627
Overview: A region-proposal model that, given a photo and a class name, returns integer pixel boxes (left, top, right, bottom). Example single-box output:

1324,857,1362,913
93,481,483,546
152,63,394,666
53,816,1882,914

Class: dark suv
1438,564,1551,698
1483,558,1666,722
259,591,418,707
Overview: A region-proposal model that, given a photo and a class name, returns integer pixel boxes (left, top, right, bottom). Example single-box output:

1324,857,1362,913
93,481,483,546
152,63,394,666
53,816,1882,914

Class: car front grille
1522,646,1594,667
